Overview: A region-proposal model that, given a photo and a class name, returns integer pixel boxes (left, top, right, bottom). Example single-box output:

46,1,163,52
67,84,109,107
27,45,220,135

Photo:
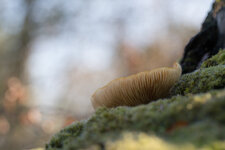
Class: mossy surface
107,128,225,150
170,64,225,96
46,90,225,150
171,49,225,96
201,49,225,68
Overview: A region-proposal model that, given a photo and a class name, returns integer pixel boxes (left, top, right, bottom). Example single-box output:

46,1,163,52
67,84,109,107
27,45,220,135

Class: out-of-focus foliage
0,0,210,149
0,0,70,149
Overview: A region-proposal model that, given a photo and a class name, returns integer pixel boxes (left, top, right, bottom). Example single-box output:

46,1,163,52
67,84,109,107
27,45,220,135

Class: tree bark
181,1,225,74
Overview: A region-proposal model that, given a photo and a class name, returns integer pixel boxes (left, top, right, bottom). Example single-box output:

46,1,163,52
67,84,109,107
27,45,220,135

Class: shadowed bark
181,1,225,74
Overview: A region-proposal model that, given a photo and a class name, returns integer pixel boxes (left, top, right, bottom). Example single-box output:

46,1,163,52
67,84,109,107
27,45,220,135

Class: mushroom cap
91,63,182,110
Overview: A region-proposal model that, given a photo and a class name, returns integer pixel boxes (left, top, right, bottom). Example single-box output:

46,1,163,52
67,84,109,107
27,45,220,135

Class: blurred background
0,0,213,149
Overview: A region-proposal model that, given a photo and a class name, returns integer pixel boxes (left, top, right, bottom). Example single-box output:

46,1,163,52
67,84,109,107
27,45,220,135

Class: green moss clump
170,65,225,96
171,49,225,96
46,90,225,150
201,49,225,68
48,122,84,149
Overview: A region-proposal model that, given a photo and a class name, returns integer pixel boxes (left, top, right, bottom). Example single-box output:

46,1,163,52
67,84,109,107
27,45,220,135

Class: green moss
170,65,225,96
215,0,222,3
201,49,225,68
106,124,225,150
215,0,225,5
171,49,225,96
46,90,225,150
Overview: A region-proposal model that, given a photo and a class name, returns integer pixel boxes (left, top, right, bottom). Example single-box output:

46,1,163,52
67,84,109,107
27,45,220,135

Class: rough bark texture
181,1,225,74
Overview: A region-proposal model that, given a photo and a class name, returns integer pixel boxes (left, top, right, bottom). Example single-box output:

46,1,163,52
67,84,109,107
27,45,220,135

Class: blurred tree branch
0,0,37,149
0,0,35,98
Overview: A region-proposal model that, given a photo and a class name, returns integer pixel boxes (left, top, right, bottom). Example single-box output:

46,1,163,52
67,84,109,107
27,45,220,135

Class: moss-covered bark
170,49,225,96
46,90,225,150
201,49,225,68
170,65,225,95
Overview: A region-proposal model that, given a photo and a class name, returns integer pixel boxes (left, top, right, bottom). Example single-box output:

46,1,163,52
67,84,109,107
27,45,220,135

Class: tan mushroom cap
91,63,182,110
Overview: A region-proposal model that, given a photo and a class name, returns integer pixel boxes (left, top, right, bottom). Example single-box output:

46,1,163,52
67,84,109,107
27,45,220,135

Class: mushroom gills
91,63,182,109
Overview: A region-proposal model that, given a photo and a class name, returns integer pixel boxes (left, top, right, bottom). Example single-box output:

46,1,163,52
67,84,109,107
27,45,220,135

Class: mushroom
91,63,182,110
